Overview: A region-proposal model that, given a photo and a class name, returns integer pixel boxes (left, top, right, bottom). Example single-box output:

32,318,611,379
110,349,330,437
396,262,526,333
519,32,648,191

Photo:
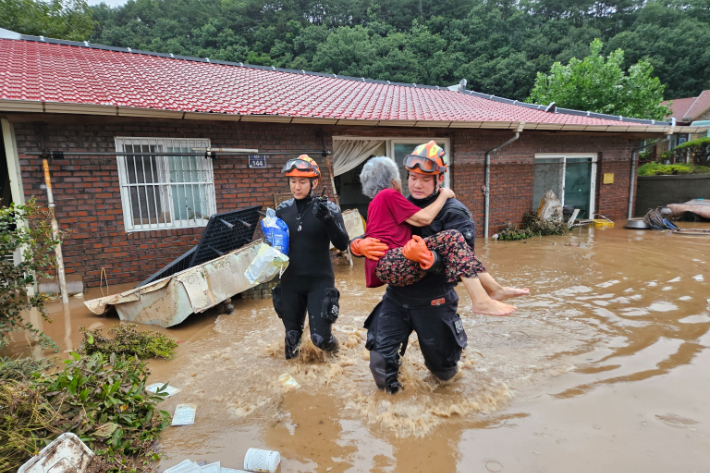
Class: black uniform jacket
276,196,349,285
386,192,477,300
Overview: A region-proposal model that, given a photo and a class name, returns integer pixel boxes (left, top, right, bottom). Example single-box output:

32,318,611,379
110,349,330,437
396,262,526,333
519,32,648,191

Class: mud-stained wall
7,114,639,286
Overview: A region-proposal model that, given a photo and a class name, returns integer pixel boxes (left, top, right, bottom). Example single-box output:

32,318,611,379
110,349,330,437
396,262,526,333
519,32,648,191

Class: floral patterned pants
375,229,486,287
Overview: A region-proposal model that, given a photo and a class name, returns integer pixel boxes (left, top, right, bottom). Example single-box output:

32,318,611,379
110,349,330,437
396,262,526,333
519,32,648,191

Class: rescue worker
351,141,528,393
272,155,350,359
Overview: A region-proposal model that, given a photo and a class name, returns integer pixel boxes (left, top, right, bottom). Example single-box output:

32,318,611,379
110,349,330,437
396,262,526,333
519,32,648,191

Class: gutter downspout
484,122,524,239
628,130,673,219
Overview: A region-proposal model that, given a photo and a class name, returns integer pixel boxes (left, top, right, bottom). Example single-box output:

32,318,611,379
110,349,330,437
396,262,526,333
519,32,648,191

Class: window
533,154,597,219
115,137,216,232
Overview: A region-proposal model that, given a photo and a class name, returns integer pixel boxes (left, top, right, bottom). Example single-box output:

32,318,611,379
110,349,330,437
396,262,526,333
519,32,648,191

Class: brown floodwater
9,223,710,472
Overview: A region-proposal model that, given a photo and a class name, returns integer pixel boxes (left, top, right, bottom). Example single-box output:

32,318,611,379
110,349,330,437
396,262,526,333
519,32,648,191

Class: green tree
0,200,59,351
0,0,95,41
527,38,671,120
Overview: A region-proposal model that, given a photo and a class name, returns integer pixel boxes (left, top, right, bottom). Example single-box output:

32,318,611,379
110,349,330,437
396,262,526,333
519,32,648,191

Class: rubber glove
351,237,389,261
313,198,332,221
402,235,434,269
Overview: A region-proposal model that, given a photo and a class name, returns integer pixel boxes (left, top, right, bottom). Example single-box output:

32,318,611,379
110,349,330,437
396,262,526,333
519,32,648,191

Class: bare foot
471,299,516,316
490,286,530,301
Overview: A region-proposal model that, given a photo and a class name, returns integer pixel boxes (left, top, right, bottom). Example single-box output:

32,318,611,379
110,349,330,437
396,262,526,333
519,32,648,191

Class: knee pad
321,288,340,323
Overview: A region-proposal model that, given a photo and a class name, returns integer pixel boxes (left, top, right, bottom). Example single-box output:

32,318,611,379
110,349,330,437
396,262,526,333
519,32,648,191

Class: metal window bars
116,138,215,231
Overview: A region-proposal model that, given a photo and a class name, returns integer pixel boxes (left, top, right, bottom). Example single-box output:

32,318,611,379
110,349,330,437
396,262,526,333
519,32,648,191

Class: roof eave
2,100,705,134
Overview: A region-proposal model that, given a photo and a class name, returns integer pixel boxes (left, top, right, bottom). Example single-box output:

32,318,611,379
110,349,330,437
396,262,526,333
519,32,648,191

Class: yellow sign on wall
603,173,614,184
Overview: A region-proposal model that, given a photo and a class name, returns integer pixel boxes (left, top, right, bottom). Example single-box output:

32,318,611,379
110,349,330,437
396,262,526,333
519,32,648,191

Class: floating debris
171,405,197,426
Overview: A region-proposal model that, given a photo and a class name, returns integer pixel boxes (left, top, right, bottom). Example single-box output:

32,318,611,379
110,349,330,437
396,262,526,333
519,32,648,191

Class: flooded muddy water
11,224,710,472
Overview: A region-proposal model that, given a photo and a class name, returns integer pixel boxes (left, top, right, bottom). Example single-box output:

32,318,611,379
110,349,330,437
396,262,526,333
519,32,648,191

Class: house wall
7,114,639,286
691,109,710,140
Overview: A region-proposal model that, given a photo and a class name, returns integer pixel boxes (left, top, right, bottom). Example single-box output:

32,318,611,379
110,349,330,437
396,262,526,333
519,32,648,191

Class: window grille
115,138,216,232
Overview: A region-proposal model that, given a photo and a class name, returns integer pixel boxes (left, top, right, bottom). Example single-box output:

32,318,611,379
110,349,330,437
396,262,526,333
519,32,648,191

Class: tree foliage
527,39,672,120
0,0,95,41
0,199,60,351
4,0,710,105
672,137,710,166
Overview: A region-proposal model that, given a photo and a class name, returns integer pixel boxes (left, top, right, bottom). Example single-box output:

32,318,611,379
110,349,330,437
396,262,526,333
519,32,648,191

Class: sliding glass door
533,154,596,219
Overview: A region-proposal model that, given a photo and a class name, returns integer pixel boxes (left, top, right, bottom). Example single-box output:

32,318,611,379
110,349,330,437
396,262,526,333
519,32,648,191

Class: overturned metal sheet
137,206,261,288
85,240,263,327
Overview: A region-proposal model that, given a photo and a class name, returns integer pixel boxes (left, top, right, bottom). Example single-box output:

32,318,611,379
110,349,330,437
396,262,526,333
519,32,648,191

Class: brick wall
452,130,638,234
9,114,640,286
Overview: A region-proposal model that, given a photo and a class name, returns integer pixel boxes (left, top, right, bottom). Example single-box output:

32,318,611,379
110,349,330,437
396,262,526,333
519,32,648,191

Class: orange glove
350,237,389,261
402,235,434,269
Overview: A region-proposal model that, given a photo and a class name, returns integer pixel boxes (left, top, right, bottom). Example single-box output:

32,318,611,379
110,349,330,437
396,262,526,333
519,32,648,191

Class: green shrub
638,162,710,176
80,324,178,360
0,199,61,351
672,137,710,166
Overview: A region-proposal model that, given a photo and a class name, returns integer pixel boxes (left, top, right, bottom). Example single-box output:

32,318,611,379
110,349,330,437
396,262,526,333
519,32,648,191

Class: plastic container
260,208,289,255
244,448,281,473
593,219,614,228
18,432,94,473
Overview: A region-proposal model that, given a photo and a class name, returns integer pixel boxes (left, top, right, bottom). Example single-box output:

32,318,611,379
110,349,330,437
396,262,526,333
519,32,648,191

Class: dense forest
85,0,710,102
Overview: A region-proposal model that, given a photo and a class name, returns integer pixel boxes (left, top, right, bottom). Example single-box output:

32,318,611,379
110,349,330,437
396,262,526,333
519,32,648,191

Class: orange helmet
403,141,448,175
281,155,321,178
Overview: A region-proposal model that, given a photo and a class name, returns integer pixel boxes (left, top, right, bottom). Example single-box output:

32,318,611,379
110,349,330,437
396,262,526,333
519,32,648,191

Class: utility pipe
24,149,333,157
42,159,69,304
484,123,525,239
627,134,672,219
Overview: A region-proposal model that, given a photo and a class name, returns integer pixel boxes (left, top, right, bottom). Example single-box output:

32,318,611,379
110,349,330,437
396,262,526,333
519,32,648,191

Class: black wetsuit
364,191,476,392
273,195,350,359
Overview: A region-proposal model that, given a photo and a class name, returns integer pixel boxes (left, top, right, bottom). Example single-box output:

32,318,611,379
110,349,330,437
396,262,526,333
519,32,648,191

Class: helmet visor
403,154,443,173
282,158,318,174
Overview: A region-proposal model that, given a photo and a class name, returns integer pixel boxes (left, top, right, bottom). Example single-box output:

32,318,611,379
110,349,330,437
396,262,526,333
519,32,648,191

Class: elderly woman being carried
359,156,515,316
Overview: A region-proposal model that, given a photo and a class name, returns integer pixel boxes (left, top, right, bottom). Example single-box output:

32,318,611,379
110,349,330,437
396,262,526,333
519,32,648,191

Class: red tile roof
663,90,710,122
0,38,664,128
663,96,697,122
684,90,710,121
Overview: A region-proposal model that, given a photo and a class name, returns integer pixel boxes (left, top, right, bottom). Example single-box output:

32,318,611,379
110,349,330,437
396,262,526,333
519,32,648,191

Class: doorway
333,137,451,219
532,154,597,219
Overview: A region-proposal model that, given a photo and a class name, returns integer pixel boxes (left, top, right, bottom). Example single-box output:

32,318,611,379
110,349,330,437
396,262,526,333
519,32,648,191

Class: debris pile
0,353,171,473
79,324,178,359
165,448,281,473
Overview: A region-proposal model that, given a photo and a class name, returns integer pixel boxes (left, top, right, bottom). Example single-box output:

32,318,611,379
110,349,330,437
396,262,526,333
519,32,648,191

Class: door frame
2,119,25,266
332,136,451,188
534,153,598,217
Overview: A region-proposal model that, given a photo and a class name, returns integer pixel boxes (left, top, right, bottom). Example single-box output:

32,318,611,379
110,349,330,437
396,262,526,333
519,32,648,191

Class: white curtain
332,140,385,176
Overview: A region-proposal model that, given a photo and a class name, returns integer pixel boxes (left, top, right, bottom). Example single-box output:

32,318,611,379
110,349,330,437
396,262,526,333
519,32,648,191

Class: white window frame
332,136,451,188
115,137,216,232
534,153,597,217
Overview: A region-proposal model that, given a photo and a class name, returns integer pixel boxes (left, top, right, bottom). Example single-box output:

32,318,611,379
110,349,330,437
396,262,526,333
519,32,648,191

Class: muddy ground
10,224,710,473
